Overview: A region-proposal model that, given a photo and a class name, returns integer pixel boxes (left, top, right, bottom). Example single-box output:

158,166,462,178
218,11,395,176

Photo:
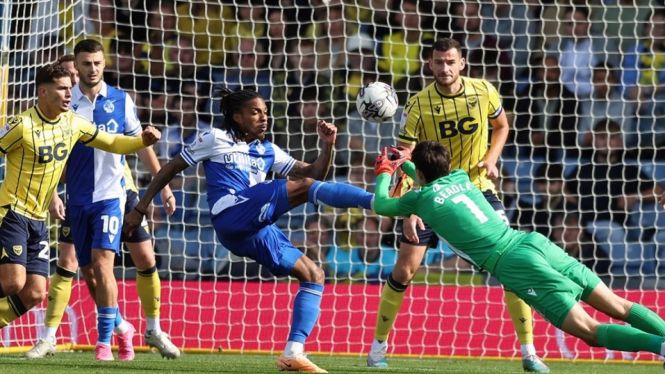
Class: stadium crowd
5,0,665,287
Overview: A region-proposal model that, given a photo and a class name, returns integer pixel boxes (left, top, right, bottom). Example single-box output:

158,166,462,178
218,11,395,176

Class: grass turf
0,352,661,374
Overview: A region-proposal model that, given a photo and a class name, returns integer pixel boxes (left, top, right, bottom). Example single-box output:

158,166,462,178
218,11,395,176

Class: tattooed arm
286,120,335,181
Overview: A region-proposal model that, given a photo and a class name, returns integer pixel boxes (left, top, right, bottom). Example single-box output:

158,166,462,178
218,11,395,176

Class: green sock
626,303,665,336
596,324,665,355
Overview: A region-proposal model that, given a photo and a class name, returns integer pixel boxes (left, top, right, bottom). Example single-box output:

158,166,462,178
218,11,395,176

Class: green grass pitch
0,352,661,373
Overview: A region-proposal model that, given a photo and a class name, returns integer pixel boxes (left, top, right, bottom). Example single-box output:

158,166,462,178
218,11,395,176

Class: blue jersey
66,82,141,205
180,129,296,214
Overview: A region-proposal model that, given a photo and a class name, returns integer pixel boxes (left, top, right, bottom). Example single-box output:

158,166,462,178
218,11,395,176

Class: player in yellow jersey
24,48,180,360
367,38,549,372
0,62,160,330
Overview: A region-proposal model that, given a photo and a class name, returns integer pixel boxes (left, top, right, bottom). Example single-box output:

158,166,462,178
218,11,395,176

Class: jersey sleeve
0,116,24,154
181,130,216,166
485,80,503,119
123,93,142,136
397,191,418,217
397,97,421,145
73,114,100,144
270,143,296,175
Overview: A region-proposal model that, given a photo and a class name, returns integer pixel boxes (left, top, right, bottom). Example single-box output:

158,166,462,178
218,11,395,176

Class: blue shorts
0,208,50,277
401,190,507,246
210,180,302,276
68,198,124,267
59,189,151,245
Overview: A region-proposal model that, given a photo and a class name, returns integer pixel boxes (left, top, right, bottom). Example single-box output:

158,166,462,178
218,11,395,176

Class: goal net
2,0,664,363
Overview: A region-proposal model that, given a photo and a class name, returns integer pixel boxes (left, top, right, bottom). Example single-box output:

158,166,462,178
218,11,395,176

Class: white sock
521,343,536,356
114,319,128,334
146,318,161,334
283,341,304,358
42,327,58,342
371,339,388,352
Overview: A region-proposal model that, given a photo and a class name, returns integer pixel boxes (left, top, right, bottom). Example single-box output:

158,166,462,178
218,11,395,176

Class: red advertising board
1,280,662,361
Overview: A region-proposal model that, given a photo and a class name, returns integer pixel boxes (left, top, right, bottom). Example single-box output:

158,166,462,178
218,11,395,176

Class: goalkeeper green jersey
374,167,526,270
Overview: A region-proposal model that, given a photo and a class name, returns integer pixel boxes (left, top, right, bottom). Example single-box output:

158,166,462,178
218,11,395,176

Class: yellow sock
504,290,533,345
136,266,160,319
374,274,407,342
0,294,27,328
45,267,76,329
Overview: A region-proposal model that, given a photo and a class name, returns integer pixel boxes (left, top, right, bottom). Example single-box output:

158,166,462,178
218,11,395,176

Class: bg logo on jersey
38,143,68,163
438,117,478,138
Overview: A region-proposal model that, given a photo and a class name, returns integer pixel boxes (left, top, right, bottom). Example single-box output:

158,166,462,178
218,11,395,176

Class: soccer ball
356,82,399,123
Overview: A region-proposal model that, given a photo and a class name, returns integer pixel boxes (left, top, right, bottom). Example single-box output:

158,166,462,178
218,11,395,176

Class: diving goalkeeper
372,141,665,358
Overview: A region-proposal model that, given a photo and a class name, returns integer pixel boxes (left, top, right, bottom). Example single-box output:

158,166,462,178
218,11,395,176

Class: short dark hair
431,38,462,57
214,86,262,139
57,54,75,64
35,63,73,87
412,140,451,183
74,39,104,55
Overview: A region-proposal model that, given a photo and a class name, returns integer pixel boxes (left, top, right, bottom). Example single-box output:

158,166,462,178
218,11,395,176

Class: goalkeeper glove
388,145,412,161
375,147,408,176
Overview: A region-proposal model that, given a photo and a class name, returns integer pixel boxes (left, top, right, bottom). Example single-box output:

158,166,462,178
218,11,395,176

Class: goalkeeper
369,38,546,373
373,141,665,359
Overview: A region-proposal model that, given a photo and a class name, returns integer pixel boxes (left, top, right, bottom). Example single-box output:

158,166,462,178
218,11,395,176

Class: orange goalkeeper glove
374,147,408,176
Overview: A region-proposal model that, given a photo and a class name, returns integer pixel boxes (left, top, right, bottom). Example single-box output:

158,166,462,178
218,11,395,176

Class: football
356,82,399,123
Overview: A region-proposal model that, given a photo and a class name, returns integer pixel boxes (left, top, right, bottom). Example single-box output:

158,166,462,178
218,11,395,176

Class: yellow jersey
0,105,101,220
123,162,137,193
398,77,503,193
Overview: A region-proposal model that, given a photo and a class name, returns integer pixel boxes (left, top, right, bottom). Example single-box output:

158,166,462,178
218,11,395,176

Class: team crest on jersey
468,97,478,108
103,100,115,113
255,143,265,155
13,245,22,256
62,227,70,237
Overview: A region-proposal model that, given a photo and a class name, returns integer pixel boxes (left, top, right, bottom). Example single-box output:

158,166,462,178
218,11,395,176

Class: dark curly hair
214,87,262,141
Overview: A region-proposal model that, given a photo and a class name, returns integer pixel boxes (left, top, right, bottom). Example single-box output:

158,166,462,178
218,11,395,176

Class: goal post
1,0,664,364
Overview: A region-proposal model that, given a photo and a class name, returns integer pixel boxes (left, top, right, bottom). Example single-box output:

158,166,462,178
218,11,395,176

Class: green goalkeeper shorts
493,232,602,328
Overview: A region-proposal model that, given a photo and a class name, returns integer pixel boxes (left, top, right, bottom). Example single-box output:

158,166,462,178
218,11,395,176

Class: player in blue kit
124,87,374,373
25,40,179,361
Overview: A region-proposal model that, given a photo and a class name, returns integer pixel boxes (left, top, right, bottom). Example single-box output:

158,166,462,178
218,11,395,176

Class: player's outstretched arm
136,145,176,216
123,155,189,236
87,126,162,155
287,120,335,181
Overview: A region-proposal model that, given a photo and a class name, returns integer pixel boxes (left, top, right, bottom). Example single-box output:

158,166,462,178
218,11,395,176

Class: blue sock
115,309,123,327
97,306,117,345
288,282,324,343
309,181,373,210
